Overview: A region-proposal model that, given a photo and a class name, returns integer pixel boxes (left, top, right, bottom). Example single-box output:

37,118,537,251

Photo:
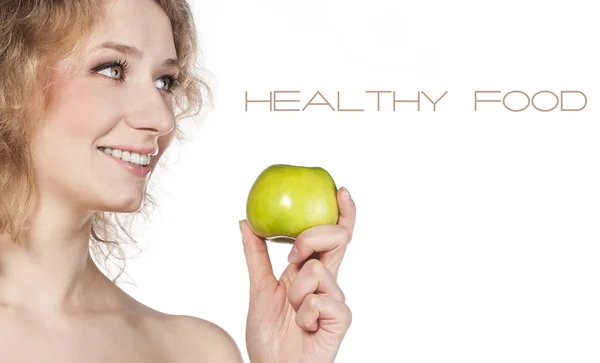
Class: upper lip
99,145,159,156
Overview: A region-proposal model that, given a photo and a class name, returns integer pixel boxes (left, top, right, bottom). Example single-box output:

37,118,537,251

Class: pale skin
0,0,356,362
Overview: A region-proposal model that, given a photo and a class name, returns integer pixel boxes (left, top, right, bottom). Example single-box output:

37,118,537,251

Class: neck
0,197,117,314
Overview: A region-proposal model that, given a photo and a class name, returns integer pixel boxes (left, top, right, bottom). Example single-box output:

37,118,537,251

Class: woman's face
32,0,180,214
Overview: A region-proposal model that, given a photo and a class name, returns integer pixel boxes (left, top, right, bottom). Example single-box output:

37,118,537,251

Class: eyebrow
95,41,180,70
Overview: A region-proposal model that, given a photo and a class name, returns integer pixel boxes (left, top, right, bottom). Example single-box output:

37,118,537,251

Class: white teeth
99,147,151,166
130,153,140,164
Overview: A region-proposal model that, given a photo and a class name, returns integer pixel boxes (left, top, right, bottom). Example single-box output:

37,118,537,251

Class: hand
240,187,356,363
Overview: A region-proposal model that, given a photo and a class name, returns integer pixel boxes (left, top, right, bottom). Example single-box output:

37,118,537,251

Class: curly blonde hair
0,0,212,280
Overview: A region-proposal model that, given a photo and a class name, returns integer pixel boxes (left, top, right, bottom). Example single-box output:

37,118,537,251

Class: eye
98,65,124,81
92,60,129,82
155,75,179,94
155,77,170,91
91,59,178,93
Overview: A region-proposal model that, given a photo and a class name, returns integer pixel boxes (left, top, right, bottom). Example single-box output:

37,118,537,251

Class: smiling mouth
97,146,152,166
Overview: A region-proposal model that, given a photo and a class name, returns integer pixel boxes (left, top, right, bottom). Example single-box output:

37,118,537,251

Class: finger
288,224,349,264
325,186,356,277
295,294,353,335
336,187,356,237
240,220,278,296
287,259,345,312
287,188,356,275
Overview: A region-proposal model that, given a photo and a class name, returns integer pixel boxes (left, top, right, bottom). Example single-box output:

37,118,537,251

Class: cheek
46,79,118,139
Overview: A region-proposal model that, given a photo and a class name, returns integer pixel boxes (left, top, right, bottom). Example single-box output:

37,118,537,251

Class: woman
0,0,356,362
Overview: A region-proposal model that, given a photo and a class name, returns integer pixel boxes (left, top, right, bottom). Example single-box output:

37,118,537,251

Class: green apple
246,164,339,240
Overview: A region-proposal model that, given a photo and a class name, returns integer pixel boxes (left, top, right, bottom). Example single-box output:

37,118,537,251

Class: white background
121,1,600,362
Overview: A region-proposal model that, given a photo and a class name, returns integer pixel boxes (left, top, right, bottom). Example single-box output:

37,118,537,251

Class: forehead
84,0,177,58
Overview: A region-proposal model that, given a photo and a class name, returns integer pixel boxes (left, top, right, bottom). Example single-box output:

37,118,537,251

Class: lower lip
100,150,151,177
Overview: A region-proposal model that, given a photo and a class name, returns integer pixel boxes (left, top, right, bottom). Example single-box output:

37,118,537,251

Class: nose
124,86,176,136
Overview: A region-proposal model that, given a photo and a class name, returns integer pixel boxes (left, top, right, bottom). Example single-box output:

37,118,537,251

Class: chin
95,190,147,214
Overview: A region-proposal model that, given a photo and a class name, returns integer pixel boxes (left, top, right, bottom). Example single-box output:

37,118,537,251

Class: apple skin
246,164,339,240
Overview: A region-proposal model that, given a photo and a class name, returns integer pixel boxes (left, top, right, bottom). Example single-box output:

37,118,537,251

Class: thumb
239,220,277,295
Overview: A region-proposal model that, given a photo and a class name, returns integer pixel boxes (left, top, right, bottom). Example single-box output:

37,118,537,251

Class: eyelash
91,59,180,94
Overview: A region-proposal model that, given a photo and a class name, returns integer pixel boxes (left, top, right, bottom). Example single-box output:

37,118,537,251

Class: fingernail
288,245,299,263
342,187,352,201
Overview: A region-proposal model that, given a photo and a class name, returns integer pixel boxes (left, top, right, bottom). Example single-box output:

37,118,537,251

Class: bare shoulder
117,291,244,362
162,314,245,363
